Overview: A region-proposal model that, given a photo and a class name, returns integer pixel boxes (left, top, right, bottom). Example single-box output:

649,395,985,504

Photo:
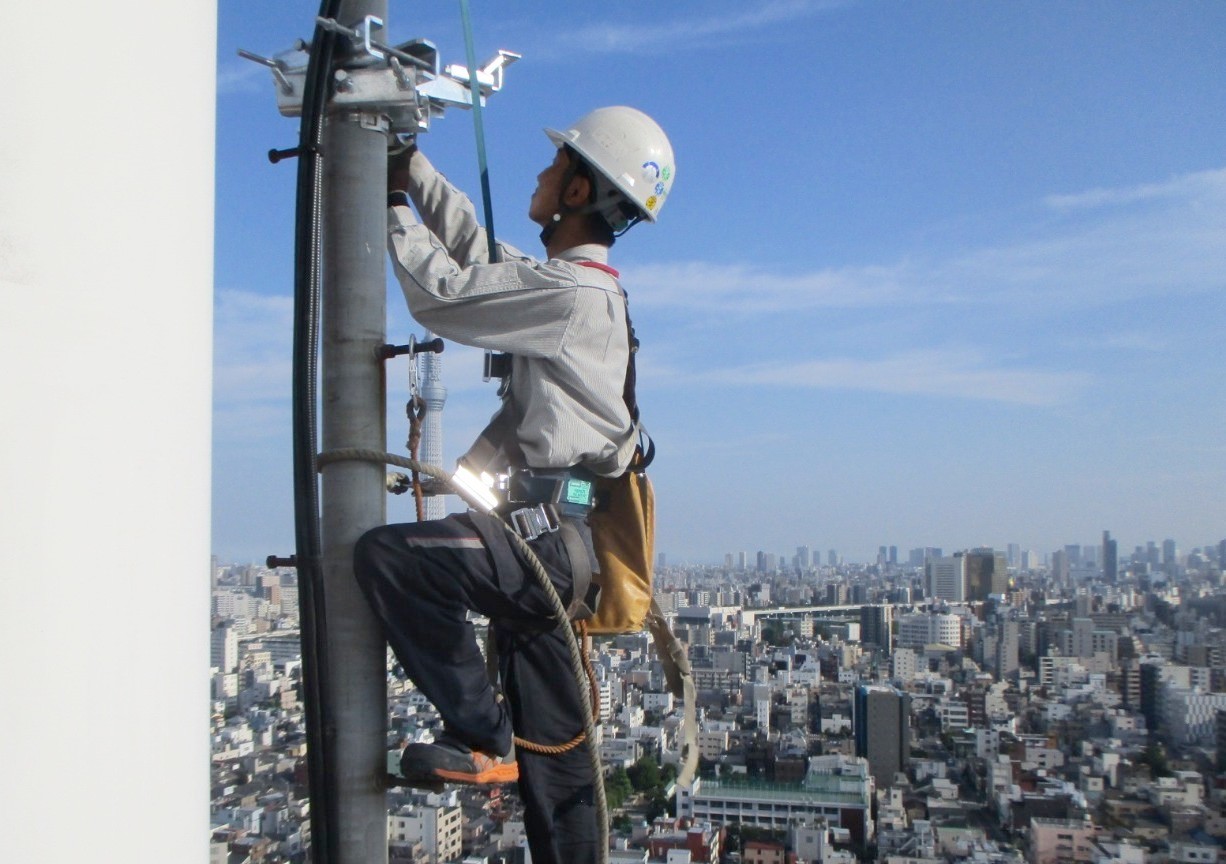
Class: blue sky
214,1,1225,566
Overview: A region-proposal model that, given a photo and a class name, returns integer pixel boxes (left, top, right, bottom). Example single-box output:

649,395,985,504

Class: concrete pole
319,1,389,861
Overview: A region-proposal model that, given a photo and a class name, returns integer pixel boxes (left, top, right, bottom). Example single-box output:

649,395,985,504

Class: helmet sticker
655,182,665,196
661,166,671,181
641,161,661,180
646,195,659,211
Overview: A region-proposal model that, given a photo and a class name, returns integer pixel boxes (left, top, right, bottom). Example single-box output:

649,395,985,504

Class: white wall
0,2,216,860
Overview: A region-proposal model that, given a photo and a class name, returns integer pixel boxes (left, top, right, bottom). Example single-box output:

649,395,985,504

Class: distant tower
419,331,448,520
1103,530,1118,583
1162,538,1178,576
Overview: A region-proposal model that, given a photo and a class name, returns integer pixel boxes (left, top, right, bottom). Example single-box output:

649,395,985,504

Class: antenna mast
242,4,517,861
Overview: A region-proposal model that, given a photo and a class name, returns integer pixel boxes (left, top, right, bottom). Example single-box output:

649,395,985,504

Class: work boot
400,734,519,787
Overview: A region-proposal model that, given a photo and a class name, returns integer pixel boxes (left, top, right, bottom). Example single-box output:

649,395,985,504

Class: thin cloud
212,288,500,444
217,61,270,96
536,0,848,58
709,350,1091,406
213,290,293,440
627,260,917,312
628,165,1226,315
1043,167,1226,211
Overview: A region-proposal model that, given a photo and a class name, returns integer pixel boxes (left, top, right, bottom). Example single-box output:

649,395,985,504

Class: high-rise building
211,622,238,674
927,554,966,602
860,605,894,656
827,549,838,567
897,612,962,649
1119,659,1141,709
1070,618,1095,659
854,684,910,786
1103,530,1118,583
1140,660,1164,738
891,647,919,682
965,548,1008,600
995,618,1019,680
1051,548,1069,585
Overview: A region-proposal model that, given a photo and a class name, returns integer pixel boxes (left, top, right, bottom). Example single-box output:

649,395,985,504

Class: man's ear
563,173,592,209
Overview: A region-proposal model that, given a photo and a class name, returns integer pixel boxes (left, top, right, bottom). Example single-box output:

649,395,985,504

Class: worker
353,106,675,864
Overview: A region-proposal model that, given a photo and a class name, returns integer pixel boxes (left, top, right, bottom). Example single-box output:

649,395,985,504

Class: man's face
528,148,571,226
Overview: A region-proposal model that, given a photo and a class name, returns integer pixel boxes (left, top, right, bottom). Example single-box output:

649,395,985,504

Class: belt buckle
509,504,559,541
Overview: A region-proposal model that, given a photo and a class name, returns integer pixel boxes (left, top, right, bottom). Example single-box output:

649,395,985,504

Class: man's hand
388,139,417,194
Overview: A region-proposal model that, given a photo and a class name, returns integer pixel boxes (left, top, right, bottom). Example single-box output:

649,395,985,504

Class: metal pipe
319,2,389,862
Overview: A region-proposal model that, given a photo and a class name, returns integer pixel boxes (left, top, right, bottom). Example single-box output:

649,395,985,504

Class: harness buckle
509,503,559,541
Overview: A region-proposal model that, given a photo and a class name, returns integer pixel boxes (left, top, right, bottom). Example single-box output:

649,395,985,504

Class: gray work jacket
388,153,636,477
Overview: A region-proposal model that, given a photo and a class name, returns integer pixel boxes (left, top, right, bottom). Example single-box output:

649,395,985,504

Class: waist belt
498,467,599,621
505,467,598,519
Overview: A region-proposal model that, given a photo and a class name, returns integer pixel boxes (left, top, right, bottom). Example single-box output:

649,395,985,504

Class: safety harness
451,260,697,781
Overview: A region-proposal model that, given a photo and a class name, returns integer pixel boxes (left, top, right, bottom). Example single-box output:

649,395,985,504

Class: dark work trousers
353,511,598,864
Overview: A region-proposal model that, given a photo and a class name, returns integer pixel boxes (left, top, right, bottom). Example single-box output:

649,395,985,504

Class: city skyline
212,3,1225,565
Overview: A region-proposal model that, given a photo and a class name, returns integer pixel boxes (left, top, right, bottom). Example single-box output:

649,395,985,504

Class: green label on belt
565,478,593,505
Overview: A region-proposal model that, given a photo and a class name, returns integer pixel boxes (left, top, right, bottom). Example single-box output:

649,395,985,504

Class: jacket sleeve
387,206,581,358
406,152,519,267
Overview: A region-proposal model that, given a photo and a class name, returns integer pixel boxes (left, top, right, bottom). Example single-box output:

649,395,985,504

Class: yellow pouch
587,469,655,635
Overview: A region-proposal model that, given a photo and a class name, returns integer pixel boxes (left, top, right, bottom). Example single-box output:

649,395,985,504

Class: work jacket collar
554,244,610,267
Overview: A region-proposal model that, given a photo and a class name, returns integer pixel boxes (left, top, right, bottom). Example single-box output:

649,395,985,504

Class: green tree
628,754,661,792
645,792,669,822
606,766,633,809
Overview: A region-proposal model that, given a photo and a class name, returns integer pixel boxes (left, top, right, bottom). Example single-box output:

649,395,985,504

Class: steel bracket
239,27,518,139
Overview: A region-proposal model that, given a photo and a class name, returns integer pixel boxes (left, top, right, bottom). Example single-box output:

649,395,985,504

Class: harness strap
576,261,653,469
558,520,594,621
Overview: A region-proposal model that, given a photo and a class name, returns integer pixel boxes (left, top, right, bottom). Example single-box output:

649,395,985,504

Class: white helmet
544,106,675,227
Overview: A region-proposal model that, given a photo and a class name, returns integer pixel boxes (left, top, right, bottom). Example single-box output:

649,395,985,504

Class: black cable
292,3,342,863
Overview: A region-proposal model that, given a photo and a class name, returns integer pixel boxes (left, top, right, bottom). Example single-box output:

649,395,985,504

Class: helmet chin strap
539,153,584,248
539,212,563,247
